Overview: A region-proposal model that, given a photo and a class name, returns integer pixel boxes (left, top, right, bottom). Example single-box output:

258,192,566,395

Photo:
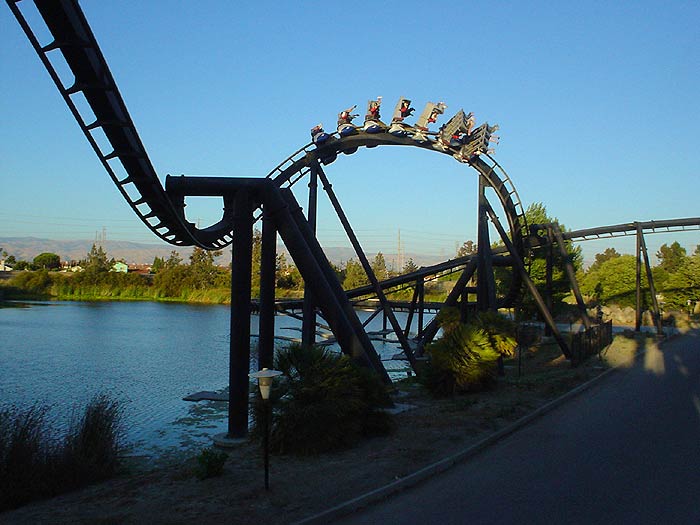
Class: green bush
253,344,393,455
193,447,228,480
421,308,504,397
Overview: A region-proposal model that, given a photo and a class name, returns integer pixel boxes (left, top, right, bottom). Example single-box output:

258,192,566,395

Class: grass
0,394,125,512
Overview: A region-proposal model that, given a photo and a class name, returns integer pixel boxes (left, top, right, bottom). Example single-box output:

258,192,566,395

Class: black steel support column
484,202,572,359
476,175,497,312
551,223,591,329
229,189,254,438
258,208,277,370
636,223,664,336
317,166,417,369
404,284,420,338
635,226,643,331
417,260,478,354
417,279,425,337
301,165,319,347
544,227,554,336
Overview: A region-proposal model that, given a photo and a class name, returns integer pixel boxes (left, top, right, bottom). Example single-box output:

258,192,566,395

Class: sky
1,0,699,266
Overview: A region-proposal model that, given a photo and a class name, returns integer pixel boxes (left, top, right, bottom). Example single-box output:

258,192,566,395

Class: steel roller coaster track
10,0,699,436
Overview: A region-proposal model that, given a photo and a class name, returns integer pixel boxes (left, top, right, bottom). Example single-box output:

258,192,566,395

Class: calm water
0,300,424,457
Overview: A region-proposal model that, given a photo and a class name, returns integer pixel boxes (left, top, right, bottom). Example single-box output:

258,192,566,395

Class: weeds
193,447,228,480
0,394,125,512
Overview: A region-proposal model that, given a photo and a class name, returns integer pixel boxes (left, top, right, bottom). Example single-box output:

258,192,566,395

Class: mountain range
0,237,445,269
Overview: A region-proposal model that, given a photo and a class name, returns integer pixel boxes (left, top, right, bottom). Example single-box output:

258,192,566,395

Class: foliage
661,252,700,309
371,252,388,281
193,447,228,480
60,394,125,486
472,310,518,358
343,258,368,289
456,240,476,257
0,394,125,512
253,344,393,455
589,247,621,272
402,258,419,274
580,254,639,307
421,308,502,397
495,202,582,318
656,242,686,273
4,269,53,297
32,252,60,270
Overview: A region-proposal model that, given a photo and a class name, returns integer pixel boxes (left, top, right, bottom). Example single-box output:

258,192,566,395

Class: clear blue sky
1,0,698,265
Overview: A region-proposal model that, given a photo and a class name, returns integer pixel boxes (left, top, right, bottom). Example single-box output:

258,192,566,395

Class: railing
570,321,613,366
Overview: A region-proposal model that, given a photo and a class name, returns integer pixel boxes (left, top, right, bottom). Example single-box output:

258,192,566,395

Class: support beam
301,165,319,347
636,223,664,336
416,260,478,354
258,208,277,370
484,202,572,359
476,175,497,311
316,165,417,369
551,223,592,330
545,227,554,336
417,279,425,338
228,189,254,438
636,227,643,331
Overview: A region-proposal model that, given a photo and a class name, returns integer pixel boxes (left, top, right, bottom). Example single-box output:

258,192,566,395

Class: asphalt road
336,330,700,525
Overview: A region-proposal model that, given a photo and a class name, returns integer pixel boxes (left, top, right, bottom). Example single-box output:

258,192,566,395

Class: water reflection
1,300,426,457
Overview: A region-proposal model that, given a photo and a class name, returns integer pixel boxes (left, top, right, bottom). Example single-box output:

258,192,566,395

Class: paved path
336,331,700,524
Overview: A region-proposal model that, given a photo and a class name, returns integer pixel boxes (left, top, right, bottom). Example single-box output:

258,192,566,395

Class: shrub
253,344,393,455
0,405,52,510
193,447,228,480
0,394,125,512
421,308,504,396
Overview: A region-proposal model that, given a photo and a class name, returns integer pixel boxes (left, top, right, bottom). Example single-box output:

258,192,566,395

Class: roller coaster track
8,0,527,259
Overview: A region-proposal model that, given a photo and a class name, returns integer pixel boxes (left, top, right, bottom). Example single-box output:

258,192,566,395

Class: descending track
8,0,529,306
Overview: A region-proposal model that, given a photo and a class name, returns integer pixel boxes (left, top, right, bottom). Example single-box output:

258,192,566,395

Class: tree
32,252,61,270
656,242,686,273
83,244,111,273
456,240,476,257
343,259,367,289
580,255,639,307
5,255,17,266
589,247,621,272
402,258,419,274
188,247,224,290
371,252,388,282
496,202,582,316
661,252,700,309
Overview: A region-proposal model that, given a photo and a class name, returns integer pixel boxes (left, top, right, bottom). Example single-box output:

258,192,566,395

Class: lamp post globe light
249,368,282,490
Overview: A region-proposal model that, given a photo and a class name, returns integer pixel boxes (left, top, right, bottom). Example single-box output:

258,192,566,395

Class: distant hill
1,237,447,269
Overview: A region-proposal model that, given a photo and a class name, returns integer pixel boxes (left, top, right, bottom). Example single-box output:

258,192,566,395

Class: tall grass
0,394,125,512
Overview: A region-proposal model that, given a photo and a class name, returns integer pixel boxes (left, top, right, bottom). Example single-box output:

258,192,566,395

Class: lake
0,300,425,458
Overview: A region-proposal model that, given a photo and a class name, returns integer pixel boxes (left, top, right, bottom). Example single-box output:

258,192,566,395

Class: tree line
2,212,698,310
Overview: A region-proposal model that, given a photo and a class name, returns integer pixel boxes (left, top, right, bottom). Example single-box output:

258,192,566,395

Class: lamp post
249,368,282,490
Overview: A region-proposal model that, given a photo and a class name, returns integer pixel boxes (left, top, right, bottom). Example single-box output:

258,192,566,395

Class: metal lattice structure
9,0,700,438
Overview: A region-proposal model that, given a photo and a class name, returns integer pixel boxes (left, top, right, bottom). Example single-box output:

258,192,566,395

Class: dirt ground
1,332,664,525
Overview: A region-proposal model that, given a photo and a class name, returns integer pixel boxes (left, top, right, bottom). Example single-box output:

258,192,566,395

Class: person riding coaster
364,96,385,133
337,105,359,137
388,97,415,136
311,123,330,144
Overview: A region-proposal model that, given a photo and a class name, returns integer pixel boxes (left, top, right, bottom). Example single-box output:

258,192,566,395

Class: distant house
0,260,12,272
111,261,128,273
127,264,152,275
